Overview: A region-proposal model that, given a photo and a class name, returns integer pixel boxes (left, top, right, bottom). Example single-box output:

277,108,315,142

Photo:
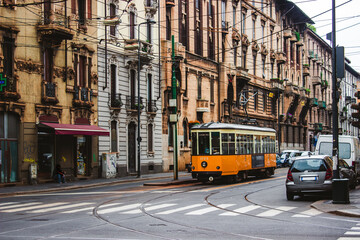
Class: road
0,168,359,240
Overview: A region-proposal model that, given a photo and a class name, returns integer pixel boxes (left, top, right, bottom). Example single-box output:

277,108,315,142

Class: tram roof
191,122,276,133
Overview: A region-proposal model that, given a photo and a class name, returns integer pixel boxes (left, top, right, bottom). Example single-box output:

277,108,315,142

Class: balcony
311,98,318,107
276,51,286,64
314,123,323,132
125,95,144,111
270,78,284,92
236,67,251,82
308,50,314,59
196,99,209,112
283,29,292,38
241,34,250,47
110,93,123,109
312,75,321,85
318,100,326,109
303,64,310,76
37,10,73,45
73,86,93,108
166,0,175,7
124,39,154,64
0,76,21,101
41,81,58,104
147,99,158,113
145,0,158,17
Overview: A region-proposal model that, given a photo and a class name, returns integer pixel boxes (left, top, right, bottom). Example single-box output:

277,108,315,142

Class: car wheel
286,191,294,201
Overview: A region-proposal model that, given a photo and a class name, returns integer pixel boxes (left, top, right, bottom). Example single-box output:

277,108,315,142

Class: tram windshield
191,130,276,156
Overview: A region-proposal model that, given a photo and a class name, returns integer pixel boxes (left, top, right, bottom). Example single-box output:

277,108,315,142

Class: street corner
311,199,360,218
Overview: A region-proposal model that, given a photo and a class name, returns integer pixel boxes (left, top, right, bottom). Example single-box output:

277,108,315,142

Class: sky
293,0,360,72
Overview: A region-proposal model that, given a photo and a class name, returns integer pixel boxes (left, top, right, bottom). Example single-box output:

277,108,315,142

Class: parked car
276,154,282,168
279,150,300,167
286,155,357,200
286,155,333,200
288,151,313,165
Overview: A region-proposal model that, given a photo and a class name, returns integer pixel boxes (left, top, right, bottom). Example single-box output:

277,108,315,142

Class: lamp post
137,20,156,178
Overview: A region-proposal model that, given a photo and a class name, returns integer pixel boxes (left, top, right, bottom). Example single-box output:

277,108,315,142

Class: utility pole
170,35,178,180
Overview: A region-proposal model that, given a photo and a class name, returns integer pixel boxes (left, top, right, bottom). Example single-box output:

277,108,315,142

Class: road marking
219,205,261,216
97,203,140,214
351,227,360,230
0,202,18,207
98,203,123,209
156,204,204,215
122,204,176,214
338,238,360,240
186,204,235,215
257,206,297,217
29,202,92,213
0,202,41,210
2,202,67,213
63,207,94,214
345,232,360,236
292,214,311,218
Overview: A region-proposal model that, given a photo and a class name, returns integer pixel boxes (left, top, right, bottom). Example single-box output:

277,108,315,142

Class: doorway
128,122,136,173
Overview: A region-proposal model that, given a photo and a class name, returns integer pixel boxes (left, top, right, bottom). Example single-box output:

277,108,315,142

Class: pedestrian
55,164,66,183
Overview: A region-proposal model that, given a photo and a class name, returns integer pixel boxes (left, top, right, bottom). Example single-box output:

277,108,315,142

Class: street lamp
137,20,156,178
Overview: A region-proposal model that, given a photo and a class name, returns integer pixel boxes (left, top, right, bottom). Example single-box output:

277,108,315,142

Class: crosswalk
0,201,328,219
338,223,360,240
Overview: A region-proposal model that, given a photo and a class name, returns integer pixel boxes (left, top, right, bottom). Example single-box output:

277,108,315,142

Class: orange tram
190,122,277,183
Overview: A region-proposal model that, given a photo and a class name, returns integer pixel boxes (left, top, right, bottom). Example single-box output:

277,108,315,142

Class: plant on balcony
303,63,309,68
342,106,348,113
135,103,144,109
305,88,311,93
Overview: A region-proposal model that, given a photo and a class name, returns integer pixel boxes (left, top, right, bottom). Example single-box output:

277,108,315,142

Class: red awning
40,122,109,136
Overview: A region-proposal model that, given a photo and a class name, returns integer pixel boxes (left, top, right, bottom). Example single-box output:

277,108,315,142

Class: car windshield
318,142,351,159
280,153,288,159
290,159,327,172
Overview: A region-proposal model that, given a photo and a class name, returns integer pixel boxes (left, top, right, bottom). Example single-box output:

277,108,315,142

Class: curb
311,200,360,218
0,174,192,197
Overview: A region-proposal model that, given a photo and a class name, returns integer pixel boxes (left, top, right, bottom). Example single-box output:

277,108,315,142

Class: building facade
0,0,105,184
97,0,162,175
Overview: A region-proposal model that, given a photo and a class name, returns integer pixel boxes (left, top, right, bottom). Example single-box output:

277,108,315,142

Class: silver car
286,155,333,200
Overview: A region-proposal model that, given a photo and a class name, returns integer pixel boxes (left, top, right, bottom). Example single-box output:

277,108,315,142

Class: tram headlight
216,166,220,170
201,161,207,168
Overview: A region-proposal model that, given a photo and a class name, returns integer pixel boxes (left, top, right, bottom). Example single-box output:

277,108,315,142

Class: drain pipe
217,0,221,121
157,2,161,100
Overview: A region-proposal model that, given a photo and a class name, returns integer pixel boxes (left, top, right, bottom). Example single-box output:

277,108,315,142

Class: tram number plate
301,176,317,181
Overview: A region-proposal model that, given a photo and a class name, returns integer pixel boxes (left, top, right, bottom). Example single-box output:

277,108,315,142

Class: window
208,0,215,59
183,121,188,147
130,11,135,39
270,1,273,18
88,57,92,88
197,75,202,99
43,48,54,82
2,37,15,79
270,62,274,78
147,20,152,43
254,89,258,110
221,133,235,155
148,123,153,152
242,12,246,34
253,54,256,75
78,55,86,87
233,6,236,27
198,132,210,155
210,77,214,103
263,91,267,112
147,74,152,112
179,0,188,49
252,19,256,40
261,25,264,44
111,121,117,152
242,48,247,69
261,0,264,12
78,0,86,26
184,68,188,97
191,132,197,155
195,0,202,55
166,8,171,41
211,132,220,154
110,64,117,106
262,57,266,77
130,69,136,108
270,28,273,49
110,4,116,36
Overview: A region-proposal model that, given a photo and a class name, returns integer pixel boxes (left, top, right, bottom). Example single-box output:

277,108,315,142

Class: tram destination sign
0,73,7,91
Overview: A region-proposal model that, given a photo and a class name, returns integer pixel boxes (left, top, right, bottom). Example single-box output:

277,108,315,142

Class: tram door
128,122,136,173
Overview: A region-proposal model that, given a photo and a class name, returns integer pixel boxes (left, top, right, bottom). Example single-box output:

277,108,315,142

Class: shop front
37,122,109,181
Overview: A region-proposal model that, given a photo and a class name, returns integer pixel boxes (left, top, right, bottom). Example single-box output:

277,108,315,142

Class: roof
280,0,315,25
191,122,276,133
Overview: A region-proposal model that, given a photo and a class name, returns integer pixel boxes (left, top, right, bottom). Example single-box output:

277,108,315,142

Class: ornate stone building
97,0,162,176
0,0,105,184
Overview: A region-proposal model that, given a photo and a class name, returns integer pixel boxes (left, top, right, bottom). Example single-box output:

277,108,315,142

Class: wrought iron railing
147,99,158,112
111,93,123,108
125,95,144,110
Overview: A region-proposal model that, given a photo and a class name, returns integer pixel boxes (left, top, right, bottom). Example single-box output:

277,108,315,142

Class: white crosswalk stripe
29,202,92,213
122,204,176,214
256,206,296,217
0,202,41,210
292,208,322,218
186,204,235,215
219,205,261,216
0,202,18,207
97,203,140,214
2,202,68,213
62,207,94,214
156,204,204,215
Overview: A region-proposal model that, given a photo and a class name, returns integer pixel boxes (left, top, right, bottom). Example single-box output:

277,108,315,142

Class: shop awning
39,122,109,136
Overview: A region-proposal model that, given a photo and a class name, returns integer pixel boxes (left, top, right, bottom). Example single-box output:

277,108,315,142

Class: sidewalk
1,172,359,218
0,171,196,197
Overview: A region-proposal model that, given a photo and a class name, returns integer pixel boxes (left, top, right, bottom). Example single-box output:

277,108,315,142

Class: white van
315,135,360,178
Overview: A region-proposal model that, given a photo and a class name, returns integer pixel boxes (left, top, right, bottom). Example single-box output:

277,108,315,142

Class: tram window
254,136,261,153
198,132,210,155
246,135,253,154
211,132,220,155
192,132,197,155
221,133,235,155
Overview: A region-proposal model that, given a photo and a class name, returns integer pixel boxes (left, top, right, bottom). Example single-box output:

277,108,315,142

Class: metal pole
278,89,281,153
137,23,142,178
332,0,339,179
171,35,178,180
